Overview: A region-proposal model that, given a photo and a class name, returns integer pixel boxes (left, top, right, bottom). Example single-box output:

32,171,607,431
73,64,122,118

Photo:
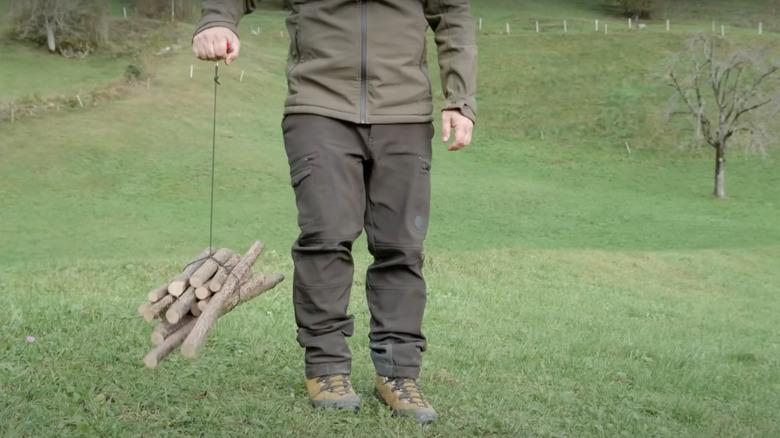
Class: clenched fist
193,27,240,64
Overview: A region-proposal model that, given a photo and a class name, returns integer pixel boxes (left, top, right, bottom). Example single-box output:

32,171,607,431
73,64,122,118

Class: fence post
666,19,670,31
564,20,567,33
628,18,632,30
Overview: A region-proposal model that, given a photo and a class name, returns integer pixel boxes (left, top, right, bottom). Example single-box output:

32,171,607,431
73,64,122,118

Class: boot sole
311,396,361,413
373,388,438,425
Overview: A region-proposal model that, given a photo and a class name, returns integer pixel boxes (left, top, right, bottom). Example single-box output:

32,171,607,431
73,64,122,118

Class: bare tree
8,0,109,57
667,34,780,199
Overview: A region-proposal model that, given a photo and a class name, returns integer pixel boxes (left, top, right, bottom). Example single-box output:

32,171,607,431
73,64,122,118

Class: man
193,0,476,424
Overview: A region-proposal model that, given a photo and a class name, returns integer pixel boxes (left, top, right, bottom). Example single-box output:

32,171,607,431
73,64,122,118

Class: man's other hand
193,27,240,64
441,109,474,151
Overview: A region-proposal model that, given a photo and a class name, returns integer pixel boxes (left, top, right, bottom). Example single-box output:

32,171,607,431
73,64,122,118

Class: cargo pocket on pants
289,152,321,229
413,156,432,234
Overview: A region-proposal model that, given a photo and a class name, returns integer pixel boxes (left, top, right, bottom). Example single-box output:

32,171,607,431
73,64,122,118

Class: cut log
166,286,196,324
137,301,151,318
226,273,285,312
151,315,196,346
143,318,197,368
195,285,213,300
148,284,169,303
181,241,264,358
168,248,213,297
190,248,234,288
209,255,240,292
142,294,176,322
190,300,202,317
197,297,211,312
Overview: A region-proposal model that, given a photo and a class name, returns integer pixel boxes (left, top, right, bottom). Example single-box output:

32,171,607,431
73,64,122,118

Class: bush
127,0,196,21
8,0,109,57
605,0,658,19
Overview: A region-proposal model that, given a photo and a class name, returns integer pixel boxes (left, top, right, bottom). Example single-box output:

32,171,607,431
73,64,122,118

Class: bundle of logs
137,241,284,368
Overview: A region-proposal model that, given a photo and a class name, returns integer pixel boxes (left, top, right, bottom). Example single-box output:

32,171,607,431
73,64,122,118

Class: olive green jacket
196,0,477,124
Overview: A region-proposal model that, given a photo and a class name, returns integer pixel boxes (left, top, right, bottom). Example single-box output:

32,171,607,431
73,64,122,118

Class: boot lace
390,378,430,408
317,375,352,396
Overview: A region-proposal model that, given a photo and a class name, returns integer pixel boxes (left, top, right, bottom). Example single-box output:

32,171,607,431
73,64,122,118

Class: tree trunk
714,146,726,199
45,19,56,52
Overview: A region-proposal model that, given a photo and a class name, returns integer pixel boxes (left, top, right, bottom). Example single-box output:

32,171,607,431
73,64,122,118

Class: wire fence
476,17,778,37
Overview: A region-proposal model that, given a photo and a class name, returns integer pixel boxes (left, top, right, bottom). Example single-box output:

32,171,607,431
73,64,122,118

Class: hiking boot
305,374,360,412
374,375,438,424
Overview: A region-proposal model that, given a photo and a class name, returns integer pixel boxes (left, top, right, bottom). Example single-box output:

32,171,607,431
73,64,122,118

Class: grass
1,1,779,437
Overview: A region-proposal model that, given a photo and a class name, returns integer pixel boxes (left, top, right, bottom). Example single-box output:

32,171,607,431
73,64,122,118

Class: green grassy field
1,1,779,437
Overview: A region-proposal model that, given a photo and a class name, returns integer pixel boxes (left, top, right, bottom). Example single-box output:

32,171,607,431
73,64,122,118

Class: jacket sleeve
194,0,263,38
425,0,478,122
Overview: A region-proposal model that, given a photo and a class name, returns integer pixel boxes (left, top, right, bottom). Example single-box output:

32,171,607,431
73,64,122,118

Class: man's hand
441,109,474,151
193,27,240,65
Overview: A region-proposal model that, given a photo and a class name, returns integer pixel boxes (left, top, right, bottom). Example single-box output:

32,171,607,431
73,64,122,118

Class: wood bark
168,248,212,296
195,285,212,300
209,255,240,292
190,248,234,288
143,318,197,368
142,294,176,322
225,273,285,313
715,147,726,198
197,297,211,312
166,286,196,324
181,241,264,358
151,315,196,346
147,284,169,303
190,300,202,317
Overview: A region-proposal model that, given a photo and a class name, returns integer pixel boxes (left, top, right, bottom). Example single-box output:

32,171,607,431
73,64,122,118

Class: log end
168,281,187,297
151,332,165,346
137,302,151,318
143,355,159,368
166,309,182,325
180,341,198,358
195,286,212,300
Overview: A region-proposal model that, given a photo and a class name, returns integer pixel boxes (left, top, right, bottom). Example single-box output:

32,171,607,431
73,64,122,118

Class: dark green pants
282,114,432,379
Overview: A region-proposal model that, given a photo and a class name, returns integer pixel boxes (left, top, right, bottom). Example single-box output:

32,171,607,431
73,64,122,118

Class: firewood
143,318,197,368
142,294,176,322
225,273,285,313
148,284,169,303
166,286,196,324
208,255,240,292
190,300,202,317
195,285,212,300
168,248,213,296
137,302,151,318
197,297,211,312
151,315,196,346
190,248,234,288
181,241,264,358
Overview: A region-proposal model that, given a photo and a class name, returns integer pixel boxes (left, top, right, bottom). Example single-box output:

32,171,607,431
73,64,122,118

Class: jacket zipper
360,0,367,124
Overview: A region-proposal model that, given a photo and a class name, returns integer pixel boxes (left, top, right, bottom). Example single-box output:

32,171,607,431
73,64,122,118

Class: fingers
442,110,474,151
225,37,240,65
447,123,472,151
193,27,240,63
441,111,452,142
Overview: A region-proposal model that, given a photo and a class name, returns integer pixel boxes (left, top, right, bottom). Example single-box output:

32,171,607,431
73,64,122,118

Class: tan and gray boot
305,375,360,412
374,375,438,424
